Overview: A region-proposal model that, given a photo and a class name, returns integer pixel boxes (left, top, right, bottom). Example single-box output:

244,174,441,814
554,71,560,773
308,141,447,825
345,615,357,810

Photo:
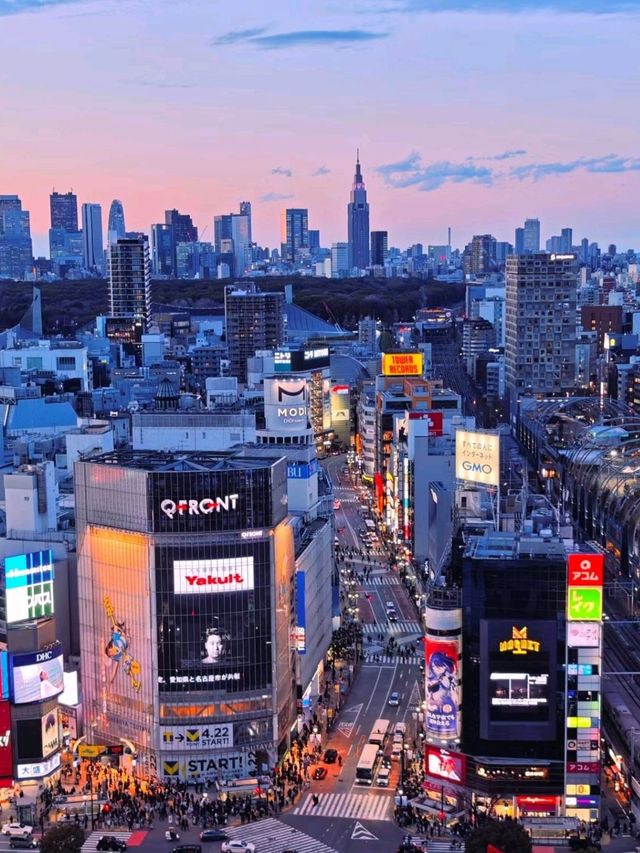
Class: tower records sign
264,378,309,433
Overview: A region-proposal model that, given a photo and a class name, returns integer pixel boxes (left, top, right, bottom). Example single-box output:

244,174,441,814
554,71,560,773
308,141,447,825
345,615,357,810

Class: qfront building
75,450,296,783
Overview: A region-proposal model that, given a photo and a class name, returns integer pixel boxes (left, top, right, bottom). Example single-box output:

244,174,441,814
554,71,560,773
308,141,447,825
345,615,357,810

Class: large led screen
11,644,64,704
155,540,272,695
5,550,54,624
480,620,556,741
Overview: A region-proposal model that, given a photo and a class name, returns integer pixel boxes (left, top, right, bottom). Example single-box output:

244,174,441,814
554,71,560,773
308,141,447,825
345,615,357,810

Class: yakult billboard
455,429,500,488
173,557,255,594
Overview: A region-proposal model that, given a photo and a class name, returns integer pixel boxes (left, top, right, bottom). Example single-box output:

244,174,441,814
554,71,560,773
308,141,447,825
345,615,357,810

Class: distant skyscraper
0,195,33,279
151,224,174,276
108,236,152,330
331,242,349,278
463,234,496,277
561,227,573,254
165,208,197,245
225,286,284,383
231,214,250,277
347,152,370,271
50,191,78,231
214,214,233,254
239,201,252,244
523,218,540,254
309,230,321,253
108,200,126,243
514,227,525,255
81,203,104,273
281,208,309,263
370,231,388,266
505,252,577,411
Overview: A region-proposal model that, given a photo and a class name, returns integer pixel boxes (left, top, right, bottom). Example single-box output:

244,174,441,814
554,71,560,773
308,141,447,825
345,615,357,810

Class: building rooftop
85,449,285,472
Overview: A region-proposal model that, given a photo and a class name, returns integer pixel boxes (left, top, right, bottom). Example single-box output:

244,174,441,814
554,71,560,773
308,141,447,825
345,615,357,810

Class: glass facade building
75,450,295,782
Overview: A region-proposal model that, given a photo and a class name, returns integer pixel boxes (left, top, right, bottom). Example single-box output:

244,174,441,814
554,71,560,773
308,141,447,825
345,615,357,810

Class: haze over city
2,0,640,254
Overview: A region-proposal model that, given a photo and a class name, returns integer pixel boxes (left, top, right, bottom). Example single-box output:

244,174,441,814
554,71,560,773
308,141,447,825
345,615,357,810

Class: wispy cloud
511,154,640,180
272,167,293,177
259,192,295,203
377,152,494,191
379,0,640,14
0,0,95,14
313,166,331,176
377,150,640,192
214,28,388,50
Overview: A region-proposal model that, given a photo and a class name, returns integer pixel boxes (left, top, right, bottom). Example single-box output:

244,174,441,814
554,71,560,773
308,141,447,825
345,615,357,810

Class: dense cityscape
2,2,640,853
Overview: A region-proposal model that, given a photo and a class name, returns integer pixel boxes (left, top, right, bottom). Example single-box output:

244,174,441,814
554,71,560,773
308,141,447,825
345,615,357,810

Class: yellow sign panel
455,429,500,488
77,744,106,759
567,716,592,728
381,353,423,377
499,626,541,655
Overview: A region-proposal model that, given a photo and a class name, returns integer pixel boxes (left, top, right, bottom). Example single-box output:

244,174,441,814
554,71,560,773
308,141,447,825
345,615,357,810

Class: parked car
199,828,229,842
96,837,128,851
323,748,338,763
313,766,327,780
2,825,32,839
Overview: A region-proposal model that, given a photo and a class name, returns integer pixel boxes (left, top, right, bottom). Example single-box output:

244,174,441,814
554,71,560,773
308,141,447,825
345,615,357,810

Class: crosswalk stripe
365,577,400,586
420,842,465,852
363,654,420,665
225,816,338,853
82,831,132,852
362,621,422,635
293,791,392,821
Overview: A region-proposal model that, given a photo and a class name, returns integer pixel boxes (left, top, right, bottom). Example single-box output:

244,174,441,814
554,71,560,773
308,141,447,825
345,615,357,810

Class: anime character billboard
424,639,461,739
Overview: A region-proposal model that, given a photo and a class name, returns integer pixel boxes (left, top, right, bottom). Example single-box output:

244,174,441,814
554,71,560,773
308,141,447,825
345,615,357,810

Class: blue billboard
5,550,55,624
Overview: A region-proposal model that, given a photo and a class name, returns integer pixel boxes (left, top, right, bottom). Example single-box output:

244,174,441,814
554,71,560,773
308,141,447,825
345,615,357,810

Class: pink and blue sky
1,0,640,255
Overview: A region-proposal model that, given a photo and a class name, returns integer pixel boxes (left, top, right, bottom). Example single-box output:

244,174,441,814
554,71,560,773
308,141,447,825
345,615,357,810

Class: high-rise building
151,224,174,276
214,214,233,254
505,252,577,407
370,231,388,266
81,203,104,274
523,218,541,254
280,208,309,263
165,209,197,246
514,227,525,255
231,214,250,277
0,195,33,280
225,286,284,383
239,201,252,244
308,230,320,253
331,242,349,278
347,152,370,271
463,234,496,277
108,236,152,330
50,191,78,231
108,199,126,243
561,227,573,254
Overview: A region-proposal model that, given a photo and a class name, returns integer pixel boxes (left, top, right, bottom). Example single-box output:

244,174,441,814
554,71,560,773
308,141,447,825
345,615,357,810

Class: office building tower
165,209,197,246
151,224,174,276
505,253,577,407
225,286,284,383
494,241,513,264
561,227,573,254
108,236,152,330
81,203,104,273
331,243,349,278
523,218,541,254
0,195,33,279
214,214,233,254
231,214,250,277
108,199,126,243
514,227,525,255
370,231,388,266
308,230,320,253
50,191,78,231
239,201,252,244
176,241,216,279
347,152,370,270
280,208,309,263
463,234,496,277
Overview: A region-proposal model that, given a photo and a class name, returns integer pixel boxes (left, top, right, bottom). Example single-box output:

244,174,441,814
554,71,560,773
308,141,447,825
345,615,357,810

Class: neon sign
499,626,541,655
161,495,240,518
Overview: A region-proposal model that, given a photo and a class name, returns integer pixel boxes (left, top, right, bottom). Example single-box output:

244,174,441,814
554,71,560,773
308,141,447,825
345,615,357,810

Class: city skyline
2,0,640,255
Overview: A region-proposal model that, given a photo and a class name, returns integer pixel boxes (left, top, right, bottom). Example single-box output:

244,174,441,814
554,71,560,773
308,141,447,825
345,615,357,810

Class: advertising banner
425,638,461,740
41,710,59,757
11,644,64,704
455,429,500,488
264,377,309,433
160,744,271,782
160,723,233,750
567,623,601,648
156,539,272,695
4,549,55,624
16,752,60,780
408,411,444,437
381,352,423,377
295,571,306,655
0,701,12,787
426,746,466,784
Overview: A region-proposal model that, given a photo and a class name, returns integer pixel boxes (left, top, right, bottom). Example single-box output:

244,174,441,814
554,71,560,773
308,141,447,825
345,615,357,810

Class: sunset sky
2,0,640,255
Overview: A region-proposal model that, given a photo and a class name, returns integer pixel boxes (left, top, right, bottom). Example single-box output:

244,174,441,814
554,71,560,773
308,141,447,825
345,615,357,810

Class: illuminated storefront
75,450,296,782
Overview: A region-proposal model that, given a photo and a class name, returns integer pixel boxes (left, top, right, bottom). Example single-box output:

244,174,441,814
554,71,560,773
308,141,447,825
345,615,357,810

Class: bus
368,719,391,747
356,743,381,785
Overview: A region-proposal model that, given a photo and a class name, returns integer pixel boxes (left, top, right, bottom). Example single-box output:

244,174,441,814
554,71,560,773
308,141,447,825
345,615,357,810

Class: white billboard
160,722,233,750
173,557,255,594
455,429,500,487
264,377,309,433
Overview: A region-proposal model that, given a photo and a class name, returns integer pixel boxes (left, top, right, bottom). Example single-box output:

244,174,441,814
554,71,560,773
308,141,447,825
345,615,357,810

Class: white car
2,823,32,838
221,842,257,853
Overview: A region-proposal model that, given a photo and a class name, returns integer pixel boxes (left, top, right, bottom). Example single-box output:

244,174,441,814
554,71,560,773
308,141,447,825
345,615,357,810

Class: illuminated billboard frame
11,644,64,705
455,429,500,488
426,746,466,784
381,352,423,377
4,550,55,624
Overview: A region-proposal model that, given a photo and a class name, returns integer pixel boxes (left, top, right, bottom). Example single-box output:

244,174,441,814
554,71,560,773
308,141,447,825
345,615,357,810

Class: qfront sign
161,496,240,519
455,429,500,488
4,550,55,624
173,557,255,594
